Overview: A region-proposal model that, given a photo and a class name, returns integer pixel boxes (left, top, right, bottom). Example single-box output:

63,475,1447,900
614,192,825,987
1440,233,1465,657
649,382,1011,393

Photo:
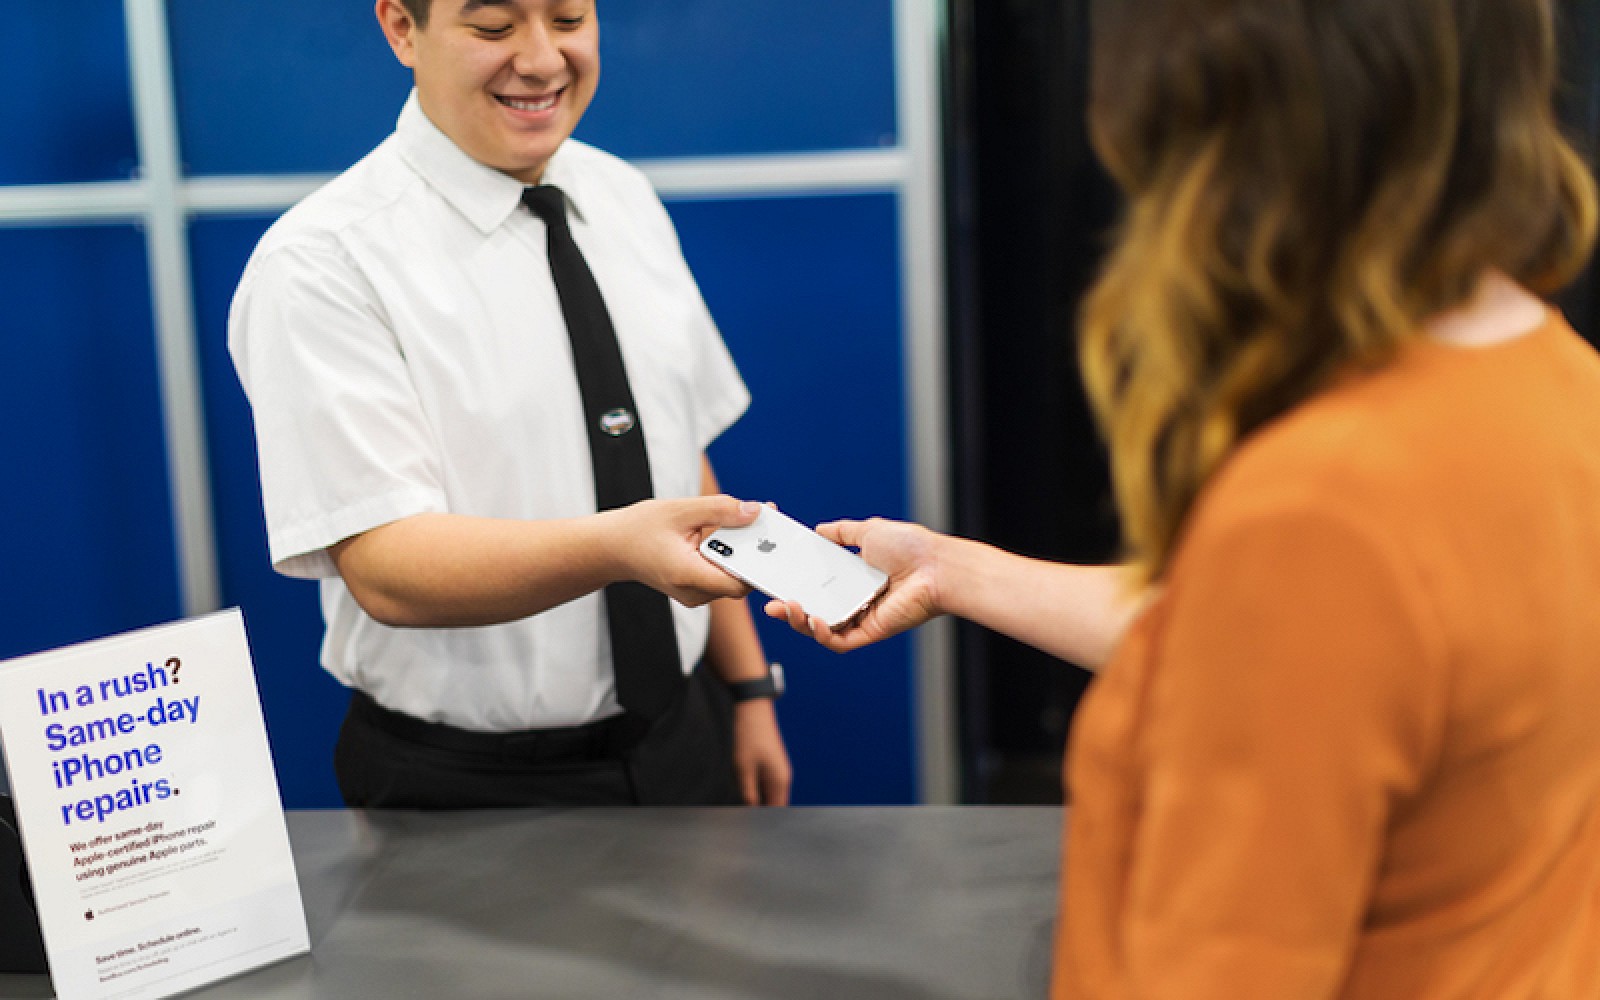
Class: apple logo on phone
757,538,777,553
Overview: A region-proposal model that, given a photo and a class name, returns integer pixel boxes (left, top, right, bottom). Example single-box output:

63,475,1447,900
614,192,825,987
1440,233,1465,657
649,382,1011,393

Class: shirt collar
538,145,592,226
393,90,591,233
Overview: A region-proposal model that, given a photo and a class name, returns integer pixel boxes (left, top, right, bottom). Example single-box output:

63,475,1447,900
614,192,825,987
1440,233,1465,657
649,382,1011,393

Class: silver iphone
700,507,888,629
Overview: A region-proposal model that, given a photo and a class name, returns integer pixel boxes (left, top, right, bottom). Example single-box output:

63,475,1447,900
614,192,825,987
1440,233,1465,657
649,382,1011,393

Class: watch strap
727,663,785,702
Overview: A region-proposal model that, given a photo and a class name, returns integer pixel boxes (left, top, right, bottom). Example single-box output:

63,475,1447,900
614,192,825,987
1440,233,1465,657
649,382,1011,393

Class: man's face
378,0,600,184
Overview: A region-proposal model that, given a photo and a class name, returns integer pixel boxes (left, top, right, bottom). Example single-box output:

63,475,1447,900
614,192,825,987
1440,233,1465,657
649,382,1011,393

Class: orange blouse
1056,314,1600,998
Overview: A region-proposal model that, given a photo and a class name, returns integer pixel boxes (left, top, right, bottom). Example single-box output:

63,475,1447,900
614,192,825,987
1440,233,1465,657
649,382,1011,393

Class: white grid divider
173,148,915,211
0,0,958,804
895,0,958,804
0,180,148,224
125,0,220,617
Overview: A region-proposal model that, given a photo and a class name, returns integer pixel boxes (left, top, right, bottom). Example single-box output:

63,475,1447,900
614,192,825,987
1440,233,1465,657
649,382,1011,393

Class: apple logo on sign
757,538,777,553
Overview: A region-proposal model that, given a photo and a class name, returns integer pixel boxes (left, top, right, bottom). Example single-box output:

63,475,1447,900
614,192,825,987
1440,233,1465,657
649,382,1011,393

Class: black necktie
523,184,685,721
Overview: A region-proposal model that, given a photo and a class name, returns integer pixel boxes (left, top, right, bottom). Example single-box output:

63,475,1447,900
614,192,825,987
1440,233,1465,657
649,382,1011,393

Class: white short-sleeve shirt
228,93,750,731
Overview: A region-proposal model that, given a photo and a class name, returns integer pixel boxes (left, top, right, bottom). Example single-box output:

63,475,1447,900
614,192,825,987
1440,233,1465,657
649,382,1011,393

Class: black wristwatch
727,663,785,703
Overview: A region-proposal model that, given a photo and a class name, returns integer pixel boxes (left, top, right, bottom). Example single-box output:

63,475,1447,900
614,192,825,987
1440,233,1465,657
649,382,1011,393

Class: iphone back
701,508,888,628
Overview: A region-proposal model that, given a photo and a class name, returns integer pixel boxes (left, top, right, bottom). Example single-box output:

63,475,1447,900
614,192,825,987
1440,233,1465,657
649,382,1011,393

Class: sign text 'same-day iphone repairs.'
701,508,888,629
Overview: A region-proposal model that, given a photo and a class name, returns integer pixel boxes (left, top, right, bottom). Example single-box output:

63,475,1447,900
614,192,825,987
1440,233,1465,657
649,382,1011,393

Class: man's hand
612,495,761,606
731,698,791,805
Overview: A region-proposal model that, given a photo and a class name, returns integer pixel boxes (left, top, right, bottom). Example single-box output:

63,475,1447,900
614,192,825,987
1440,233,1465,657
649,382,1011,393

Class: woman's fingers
816,519,864,548
764,599,865,651
765,599,810,634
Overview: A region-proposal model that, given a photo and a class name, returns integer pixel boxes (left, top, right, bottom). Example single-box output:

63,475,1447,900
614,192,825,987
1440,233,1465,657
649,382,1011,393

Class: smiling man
226,0,792,809
394,0,599,181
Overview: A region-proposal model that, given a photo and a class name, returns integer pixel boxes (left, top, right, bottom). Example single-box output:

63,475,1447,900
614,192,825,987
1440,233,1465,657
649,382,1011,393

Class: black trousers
334,661,742,808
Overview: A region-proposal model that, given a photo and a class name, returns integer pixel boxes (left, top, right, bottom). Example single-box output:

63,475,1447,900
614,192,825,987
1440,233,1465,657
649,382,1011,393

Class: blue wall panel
0,4,138,185
0,226,180,661
166,1,412,177
672,194,916,804
190,216,344,810
183,194,915,807
582,0,898,158
167,0,896,176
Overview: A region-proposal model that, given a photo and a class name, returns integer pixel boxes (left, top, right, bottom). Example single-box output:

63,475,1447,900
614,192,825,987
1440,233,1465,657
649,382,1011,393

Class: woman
771,0,1600,995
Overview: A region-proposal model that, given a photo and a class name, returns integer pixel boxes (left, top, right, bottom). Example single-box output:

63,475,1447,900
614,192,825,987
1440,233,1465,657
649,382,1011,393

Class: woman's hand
765,517,946,652
764,519,1146,670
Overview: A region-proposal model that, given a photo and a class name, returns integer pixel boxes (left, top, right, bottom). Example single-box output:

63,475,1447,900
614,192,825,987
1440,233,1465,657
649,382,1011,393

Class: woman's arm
768,518,1147,671
935,535,1144,670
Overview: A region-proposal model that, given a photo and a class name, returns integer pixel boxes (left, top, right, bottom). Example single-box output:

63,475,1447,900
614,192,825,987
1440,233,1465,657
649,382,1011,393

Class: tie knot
522,185,568,226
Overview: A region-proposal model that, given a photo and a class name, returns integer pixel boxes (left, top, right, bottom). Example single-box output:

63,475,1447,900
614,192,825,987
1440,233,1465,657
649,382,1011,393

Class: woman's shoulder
1200,370,1435,533
1195,313,1600,552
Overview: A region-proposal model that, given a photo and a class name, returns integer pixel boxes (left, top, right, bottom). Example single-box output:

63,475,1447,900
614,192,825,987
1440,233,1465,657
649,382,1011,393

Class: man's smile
496,92,562,113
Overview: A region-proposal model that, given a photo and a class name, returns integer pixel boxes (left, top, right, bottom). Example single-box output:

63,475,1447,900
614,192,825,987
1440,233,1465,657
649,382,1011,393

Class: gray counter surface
3,807,1062,999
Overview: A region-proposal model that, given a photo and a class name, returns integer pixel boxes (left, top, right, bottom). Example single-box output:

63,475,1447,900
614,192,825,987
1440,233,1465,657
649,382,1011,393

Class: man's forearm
329,511,628,628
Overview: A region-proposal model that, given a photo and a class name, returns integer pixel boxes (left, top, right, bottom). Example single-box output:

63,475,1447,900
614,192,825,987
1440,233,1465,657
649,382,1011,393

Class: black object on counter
0,794,48,974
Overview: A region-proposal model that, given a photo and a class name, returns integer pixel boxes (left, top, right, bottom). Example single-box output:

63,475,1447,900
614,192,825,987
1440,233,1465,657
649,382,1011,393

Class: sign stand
0,610,309,1000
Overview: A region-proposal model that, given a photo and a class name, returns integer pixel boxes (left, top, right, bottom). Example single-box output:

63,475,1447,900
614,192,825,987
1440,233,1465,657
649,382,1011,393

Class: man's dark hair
400,0,431,27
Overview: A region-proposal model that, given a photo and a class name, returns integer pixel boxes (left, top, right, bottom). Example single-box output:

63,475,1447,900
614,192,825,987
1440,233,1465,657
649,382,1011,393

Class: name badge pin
599,408,636,437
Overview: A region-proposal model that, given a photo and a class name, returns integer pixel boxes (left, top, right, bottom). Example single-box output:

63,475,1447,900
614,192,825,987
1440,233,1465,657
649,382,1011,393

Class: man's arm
329,496,760,628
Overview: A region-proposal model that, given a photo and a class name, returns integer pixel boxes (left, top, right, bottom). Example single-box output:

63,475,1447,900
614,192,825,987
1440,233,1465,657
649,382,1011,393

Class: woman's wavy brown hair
1081,0,1598,581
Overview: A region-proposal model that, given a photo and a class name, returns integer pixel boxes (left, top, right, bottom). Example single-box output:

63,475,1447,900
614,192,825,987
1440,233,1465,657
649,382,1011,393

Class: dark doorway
1556,0,1600,339
944,0,1600,804
945,0,1116,803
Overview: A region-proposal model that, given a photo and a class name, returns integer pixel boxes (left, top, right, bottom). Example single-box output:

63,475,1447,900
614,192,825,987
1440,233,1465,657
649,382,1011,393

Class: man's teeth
502,95,557,111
